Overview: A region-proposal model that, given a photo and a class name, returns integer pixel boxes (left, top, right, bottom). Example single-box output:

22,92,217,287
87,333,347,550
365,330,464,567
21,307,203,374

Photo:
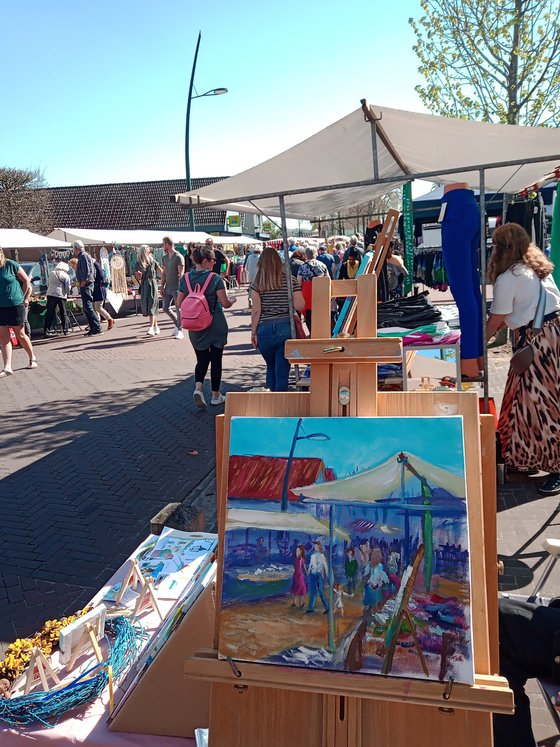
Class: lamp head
305,433,331,442
211,87,228,95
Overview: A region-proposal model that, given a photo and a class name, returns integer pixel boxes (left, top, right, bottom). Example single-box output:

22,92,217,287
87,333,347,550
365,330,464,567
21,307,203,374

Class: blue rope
0,616,145,728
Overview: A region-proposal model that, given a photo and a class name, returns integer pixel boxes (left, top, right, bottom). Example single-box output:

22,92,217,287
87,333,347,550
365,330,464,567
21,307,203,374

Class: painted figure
290,545,307,607
333,582,353,616
363,548,389,611
305,540,330,614
255,536,268,564
345,547,359,594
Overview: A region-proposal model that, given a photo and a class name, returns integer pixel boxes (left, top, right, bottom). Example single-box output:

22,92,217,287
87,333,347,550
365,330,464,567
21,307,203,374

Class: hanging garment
506,200,535,237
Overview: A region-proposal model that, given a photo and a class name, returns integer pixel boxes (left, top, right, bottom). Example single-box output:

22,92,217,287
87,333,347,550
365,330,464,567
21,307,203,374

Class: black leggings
194,345,223,391
44,296,68,332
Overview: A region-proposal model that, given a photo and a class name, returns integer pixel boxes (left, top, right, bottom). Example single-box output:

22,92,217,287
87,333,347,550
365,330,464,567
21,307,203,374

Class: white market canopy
0,229,71,249
294,453,465,503
226,508,349,539
48,228,212,246
173,103,560,219
210,235,262,246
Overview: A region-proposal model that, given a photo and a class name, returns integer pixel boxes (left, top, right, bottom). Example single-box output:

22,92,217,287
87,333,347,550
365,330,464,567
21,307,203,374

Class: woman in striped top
251,247,305,391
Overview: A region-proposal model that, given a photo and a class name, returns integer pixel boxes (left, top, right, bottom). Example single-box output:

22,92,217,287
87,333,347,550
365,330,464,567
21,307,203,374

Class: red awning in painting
228,455,329,502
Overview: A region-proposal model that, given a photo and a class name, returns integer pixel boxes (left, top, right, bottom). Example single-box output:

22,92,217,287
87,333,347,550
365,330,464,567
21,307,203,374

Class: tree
409,0,560,126
0,167,54,234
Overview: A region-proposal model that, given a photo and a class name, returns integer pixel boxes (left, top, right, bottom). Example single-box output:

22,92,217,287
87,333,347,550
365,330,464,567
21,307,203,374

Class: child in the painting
345,547,358,594
363,547,389,611
333,581,353,616
290,544,307,607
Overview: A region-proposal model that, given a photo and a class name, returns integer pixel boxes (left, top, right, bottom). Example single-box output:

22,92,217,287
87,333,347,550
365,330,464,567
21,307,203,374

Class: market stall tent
48,228,211,246
0,229,71,249
173,103,560,219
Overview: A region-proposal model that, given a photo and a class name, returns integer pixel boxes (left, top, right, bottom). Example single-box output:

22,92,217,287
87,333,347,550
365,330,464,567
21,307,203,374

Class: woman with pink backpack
176,244,237,408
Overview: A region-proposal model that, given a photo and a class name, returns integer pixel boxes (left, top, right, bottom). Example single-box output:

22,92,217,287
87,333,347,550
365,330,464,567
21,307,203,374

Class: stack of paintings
220,416,475,684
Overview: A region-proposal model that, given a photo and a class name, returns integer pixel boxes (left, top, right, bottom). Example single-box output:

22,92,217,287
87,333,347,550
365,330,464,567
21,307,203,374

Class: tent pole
479,169,489,413
370,121,380,180
279,195,297,341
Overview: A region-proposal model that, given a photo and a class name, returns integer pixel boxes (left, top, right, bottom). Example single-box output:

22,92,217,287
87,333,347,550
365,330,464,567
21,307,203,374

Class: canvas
219,416,474,685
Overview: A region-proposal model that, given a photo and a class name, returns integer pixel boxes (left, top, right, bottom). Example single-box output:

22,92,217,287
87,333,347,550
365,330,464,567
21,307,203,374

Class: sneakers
193,389,207,409
538,473,560,496
173,328,184,340
147,328,156,336
211,393,226,406
154,328,160,335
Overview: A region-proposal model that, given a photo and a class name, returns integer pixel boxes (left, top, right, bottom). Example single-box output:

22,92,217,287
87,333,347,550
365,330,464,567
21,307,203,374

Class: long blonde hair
253,247,285,293
0,247,5,268
138,244,153,268
488,223,553,283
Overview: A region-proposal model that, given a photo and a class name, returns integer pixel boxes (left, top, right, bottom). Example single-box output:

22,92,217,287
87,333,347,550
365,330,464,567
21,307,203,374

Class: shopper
44,261,71,336
487,223,560,495
161,236,185,340
297,246,326,332
134,245,161,336
317,245,335,278
93,260,115,331
251,247,304,392
0,247,37,376
73,240,102,337
289,249,306,279
204,237,229,278
243,246,262,309
176,244,237,408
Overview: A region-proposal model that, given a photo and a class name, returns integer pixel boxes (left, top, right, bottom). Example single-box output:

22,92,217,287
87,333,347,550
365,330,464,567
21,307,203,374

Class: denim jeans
80,284,101,333
257,317,292,392
307,573,329,611
162,288,180,329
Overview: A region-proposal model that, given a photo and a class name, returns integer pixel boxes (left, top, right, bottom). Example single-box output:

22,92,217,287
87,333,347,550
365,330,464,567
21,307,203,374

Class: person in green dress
176,244,237,408
134,245,161,336
0,247,37,377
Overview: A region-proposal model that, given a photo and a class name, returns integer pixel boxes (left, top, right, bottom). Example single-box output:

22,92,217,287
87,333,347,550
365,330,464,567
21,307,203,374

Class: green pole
402,181,415,295
420,480,433,592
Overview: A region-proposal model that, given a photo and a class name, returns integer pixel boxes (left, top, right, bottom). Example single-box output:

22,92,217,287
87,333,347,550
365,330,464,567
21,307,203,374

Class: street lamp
280,418,330,512
185,31,228,231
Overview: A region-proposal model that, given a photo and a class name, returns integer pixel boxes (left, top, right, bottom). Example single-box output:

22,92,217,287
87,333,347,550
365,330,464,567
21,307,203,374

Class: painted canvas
219,416,474,684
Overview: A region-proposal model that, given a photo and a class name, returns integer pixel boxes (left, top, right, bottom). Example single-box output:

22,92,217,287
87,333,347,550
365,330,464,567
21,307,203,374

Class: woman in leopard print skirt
487,224,560,496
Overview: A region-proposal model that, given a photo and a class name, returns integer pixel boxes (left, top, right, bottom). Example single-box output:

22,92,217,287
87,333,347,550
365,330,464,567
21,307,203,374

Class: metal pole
328,504,335,652
185,31,202,231
370,121,379,180
479,169,489,413
279,195,297,340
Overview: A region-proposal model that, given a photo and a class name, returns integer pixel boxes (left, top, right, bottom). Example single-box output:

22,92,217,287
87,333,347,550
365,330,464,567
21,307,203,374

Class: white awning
173,104,560,219
0,229,71,249
294,452,465,503
48,228,212,246
210,235,262,246
226,508,349,539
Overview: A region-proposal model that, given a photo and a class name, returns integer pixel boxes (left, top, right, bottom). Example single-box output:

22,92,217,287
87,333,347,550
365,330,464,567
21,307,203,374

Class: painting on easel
220,416,475,684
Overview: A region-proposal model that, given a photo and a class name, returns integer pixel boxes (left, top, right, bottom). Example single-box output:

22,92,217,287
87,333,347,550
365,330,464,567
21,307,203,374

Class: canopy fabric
294,452,465,502
210,235,262,246
49,228,212,246
226,508,349,539
173,104,560,219
0,229,71,249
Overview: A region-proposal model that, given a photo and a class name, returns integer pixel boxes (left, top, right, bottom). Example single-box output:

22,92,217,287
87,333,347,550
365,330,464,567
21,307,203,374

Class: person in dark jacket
73,241,102,336
93,260,114,330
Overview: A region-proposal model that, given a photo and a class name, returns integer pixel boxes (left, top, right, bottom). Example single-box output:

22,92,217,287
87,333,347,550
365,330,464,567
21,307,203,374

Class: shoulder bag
509,281,546,375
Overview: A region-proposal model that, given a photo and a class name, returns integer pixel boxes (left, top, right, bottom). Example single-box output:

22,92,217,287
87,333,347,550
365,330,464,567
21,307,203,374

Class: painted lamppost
280,418,330,512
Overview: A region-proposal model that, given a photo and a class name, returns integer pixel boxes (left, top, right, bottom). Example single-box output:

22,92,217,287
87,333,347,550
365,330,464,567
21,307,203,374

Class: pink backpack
180,272,215,331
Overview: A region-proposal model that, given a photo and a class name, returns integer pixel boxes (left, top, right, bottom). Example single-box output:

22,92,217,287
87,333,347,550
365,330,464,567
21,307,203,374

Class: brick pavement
0,302,558,743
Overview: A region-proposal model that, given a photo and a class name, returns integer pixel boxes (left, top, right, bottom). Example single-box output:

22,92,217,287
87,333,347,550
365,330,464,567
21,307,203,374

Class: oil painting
219,416,474,684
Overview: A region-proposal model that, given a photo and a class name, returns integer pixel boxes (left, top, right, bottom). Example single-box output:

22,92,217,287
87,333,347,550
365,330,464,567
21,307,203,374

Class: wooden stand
24,647,61,695
66,622,105,671
185,273,513,746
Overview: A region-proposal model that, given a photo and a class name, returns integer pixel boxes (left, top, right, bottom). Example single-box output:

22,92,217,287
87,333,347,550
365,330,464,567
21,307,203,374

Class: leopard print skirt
498,317,560,472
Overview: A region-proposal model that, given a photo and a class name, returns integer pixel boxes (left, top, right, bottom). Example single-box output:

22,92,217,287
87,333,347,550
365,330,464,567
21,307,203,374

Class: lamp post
185,31,228,231
280,418,331,512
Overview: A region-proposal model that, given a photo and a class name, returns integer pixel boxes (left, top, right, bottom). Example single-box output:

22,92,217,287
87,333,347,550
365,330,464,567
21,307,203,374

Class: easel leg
404,609,429,677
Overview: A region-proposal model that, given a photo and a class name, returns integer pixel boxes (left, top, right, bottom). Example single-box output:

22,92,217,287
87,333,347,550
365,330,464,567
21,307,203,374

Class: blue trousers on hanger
441,189,483,360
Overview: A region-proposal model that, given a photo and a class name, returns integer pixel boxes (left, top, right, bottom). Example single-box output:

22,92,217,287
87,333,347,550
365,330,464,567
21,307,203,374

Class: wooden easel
24,647,61,694
185,272,513,746
67,622,105,671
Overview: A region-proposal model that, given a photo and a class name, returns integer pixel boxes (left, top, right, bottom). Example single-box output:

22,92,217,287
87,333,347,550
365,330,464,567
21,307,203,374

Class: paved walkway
0,299,558,743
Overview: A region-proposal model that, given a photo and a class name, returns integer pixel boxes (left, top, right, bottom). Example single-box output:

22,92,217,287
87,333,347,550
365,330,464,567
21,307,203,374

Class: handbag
509,281,546,375
293,313,306,339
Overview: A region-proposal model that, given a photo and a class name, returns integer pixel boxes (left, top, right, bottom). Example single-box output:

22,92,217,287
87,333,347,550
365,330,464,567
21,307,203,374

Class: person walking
43,261,71,337
250,247,304,392
243,246,261,308
317,244,335,278
73,240,102,337
305,540,330,615
161,236,185,340
0,247,37,376
176,244,237,408
297,246,326,332
487,223,560,495
93,260,115,331
134,245,161,336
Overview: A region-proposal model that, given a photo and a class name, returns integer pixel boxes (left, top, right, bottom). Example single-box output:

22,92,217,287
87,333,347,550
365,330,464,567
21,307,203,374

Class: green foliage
0,166,54,234
409,0,560,125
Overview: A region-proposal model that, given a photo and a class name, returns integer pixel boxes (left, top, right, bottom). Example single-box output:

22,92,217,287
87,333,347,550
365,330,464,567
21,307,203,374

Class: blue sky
2,0,426,188
229,417,466,478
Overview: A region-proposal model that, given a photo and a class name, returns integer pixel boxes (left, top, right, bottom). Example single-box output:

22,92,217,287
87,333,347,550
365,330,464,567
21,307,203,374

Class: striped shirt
251,275,301,320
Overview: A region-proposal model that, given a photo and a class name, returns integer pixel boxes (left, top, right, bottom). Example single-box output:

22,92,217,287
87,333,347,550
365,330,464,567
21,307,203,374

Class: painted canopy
226,508,349,539
173,104,560,219
294,452,466,503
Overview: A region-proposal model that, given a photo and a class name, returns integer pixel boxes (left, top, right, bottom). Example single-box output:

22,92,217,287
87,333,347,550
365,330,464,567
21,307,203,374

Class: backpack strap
200,271,216,294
